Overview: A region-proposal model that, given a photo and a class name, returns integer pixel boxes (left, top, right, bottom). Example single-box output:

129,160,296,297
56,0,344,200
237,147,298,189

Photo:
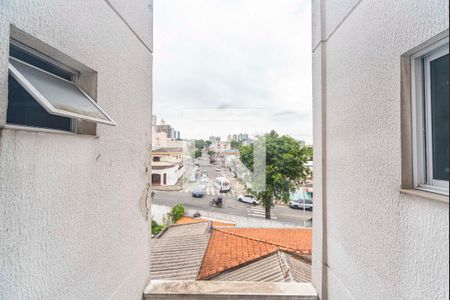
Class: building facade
312,1,448,299
0,1,153,298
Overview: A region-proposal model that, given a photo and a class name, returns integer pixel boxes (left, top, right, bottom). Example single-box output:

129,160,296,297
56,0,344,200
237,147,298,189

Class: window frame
411,37,449,196
8,57,116,126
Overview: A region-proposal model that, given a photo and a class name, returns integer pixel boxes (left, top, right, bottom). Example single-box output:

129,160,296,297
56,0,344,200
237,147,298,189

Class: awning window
8,57,115,126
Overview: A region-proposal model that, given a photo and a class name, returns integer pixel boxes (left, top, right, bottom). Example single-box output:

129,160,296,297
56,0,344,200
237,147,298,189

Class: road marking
247,213,278,220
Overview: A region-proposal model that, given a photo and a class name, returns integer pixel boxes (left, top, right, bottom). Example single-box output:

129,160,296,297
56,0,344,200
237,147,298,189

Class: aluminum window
9,58,115,126
411,37,449,195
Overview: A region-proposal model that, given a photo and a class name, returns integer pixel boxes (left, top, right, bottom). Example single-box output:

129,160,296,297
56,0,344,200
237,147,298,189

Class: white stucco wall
312,0,449,299
0,1,153,299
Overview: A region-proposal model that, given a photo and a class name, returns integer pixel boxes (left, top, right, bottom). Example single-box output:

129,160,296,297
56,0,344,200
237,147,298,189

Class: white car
200,176,208,184
237,194,258,205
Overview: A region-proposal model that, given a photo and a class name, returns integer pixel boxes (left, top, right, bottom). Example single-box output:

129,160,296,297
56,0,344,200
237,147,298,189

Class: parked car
237,194,258,205
200,176,208,184
215,168,221,172
289,199,313,211
192,185,205,198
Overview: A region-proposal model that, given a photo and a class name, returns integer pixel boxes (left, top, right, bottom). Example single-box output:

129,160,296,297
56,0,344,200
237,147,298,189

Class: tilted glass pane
430,54,449,181
9,58,113,124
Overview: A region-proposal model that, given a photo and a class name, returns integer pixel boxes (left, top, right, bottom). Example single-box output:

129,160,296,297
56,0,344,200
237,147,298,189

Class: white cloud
154,0,312,143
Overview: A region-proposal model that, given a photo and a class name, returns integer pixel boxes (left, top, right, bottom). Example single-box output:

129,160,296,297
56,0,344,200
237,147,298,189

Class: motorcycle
209,196,223,208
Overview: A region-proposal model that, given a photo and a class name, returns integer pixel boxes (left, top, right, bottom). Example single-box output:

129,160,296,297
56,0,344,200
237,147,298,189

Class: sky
153,0,312,144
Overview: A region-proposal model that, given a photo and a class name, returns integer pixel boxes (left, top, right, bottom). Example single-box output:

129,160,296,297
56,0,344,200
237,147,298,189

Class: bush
151,219,166,235
168,203,185,223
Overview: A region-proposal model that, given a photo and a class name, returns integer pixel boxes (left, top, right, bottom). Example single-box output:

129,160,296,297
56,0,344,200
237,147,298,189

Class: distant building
151,147,186,186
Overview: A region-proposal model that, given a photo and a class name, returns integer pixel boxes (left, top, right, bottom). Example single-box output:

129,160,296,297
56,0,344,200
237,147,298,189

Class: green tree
207,150,216,157
239,130,309,219
304,145,313,161
195,140,206,149
194,149,202,158
168,203,185,223
151,219,166,235
230,140,242,149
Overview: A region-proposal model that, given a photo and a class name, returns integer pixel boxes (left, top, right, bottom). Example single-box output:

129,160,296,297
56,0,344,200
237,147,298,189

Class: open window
7,40,115,134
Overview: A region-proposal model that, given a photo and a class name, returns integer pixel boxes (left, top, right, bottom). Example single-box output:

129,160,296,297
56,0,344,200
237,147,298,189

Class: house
149,218,312,285
0,1,153,298
312,1,448,299
151,147,187,186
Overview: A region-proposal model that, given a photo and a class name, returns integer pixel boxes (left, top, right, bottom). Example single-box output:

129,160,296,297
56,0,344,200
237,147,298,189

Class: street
152,153,312,225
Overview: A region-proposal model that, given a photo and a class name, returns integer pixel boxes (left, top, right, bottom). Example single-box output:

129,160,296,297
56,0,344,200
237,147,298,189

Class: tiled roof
197,229,278,279
176,216,235,227
197,228,312,280
215,228,312,254
210,251,311,282
150,222,210,281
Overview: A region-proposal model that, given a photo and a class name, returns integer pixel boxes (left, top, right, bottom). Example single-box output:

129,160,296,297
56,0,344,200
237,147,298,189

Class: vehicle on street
201,170,208,177
200,176,208,184
188,173,197,182
215,168,221,172
209,196,223,208
237,194,258,205
192,185,205,198
289,199,313,211
214,177,231,192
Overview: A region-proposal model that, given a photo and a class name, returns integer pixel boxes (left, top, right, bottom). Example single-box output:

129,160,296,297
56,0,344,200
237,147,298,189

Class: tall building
1,1,153,298
312,1,448,299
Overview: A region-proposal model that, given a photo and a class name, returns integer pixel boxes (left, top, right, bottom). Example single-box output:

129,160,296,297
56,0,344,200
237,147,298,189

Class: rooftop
176,216,235,227
151,220,312,284
197,227,311,280
153,147,183,153
150,222,210,281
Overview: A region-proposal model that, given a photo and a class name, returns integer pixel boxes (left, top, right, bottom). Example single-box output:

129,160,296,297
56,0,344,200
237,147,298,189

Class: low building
151,147,186,186
150,219,312,283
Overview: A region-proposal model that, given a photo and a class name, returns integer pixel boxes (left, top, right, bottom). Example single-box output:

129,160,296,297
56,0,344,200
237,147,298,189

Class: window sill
400,188,449,204
2,124,98,138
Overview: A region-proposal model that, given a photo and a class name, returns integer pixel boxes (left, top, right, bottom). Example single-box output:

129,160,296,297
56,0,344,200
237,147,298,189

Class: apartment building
0,1,153,298
312,1,448,299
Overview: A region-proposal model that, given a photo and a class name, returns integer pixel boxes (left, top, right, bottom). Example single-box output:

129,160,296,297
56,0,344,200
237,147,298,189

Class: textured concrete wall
312,0,449,299
0,1,153,299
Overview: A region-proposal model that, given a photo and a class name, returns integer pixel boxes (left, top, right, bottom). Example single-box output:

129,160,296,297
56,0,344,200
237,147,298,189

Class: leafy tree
205,140,212,147
194,149,202,158
168,203,185,223
195,140,206,149
151,219,166,235
230,140,242,149
207,150,216,157
239,130,309,219
304,145,313,161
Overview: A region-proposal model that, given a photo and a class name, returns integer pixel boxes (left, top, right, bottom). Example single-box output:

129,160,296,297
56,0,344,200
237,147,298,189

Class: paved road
152,153,312,225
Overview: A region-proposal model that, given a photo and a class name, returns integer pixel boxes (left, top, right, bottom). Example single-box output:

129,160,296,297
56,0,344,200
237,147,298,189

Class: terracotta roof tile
215,228,311,254
176,217,207,225
197,229,277,279
176,216,235,227
197,228,312,280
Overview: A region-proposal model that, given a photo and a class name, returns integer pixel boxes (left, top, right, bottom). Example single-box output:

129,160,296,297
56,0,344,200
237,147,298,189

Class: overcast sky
153,0,312,144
